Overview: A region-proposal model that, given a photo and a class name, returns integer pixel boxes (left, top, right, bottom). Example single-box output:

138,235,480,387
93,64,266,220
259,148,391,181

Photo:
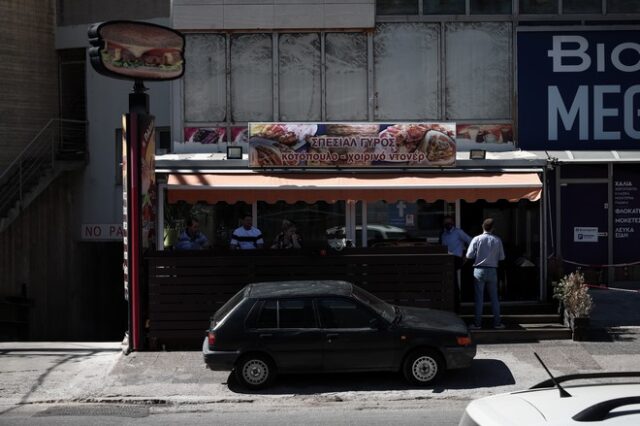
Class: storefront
156,139,546,304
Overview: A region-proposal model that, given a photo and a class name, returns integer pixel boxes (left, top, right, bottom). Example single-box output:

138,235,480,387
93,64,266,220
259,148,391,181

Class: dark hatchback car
203,280,476,389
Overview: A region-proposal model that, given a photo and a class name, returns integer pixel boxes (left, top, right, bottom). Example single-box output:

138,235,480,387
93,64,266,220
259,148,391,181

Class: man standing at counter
441,216,471,312
230,214,264,250
466,218,505,330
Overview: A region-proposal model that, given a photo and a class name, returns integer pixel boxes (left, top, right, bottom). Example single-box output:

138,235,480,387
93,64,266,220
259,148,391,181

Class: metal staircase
0,119,88,233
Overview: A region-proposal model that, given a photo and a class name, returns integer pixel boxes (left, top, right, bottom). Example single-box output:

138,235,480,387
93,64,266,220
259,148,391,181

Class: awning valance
167,172,542,204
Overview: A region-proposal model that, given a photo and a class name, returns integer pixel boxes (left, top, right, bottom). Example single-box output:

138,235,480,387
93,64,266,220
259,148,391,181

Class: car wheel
235,354,276,389
403,349,444,386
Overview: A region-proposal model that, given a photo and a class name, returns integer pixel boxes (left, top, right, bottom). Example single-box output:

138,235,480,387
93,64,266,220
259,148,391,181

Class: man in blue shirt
441,216,471,313
465,218,505,330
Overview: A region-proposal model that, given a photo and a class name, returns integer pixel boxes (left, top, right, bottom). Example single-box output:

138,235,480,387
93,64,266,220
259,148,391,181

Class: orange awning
167,172,542,204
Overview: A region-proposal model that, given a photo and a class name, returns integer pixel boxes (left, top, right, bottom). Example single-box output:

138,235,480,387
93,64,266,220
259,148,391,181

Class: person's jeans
473,267,501,327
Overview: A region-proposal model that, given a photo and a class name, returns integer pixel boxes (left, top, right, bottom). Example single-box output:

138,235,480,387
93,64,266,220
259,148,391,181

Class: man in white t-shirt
230,214,264,250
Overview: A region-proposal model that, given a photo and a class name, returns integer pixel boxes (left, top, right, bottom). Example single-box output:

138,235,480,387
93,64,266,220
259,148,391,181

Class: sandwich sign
518,29,640,150
88,21,185,81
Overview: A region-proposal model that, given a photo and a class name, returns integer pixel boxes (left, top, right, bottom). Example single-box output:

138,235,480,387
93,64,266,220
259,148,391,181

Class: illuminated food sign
248,123,456,168
89,21,185,81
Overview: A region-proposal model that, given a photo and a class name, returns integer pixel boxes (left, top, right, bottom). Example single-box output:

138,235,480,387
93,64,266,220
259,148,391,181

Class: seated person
230,214,264,250
271,220,302,249
175,218,210,250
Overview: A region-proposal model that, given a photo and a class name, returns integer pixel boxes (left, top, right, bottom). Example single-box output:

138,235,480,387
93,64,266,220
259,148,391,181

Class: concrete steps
460,312,572,343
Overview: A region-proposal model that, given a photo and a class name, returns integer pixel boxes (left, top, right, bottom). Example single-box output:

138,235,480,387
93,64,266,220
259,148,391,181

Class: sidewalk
1,289,638,409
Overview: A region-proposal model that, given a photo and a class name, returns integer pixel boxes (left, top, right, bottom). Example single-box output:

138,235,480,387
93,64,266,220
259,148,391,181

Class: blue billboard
518,30,640,150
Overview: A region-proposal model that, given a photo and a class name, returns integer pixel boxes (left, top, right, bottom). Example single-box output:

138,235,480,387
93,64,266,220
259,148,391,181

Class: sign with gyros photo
248,123,456,168
88,21,185,81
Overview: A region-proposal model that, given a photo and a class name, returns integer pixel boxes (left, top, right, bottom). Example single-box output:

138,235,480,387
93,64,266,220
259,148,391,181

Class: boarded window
279,34,321,121
374,23,440,120
564,0,601,13
231,34,273,122
184,34,226,122
376,0,418,15
607,0,639,13
326,33,368,121
519,0,558,14
423,0,465,14
445,22,511,120
470,0,512,14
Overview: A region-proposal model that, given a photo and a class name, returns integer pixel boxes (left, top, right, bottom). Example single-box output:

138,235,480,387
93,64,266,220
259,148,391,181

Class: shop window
376,0,419,15
163,201,250,250
374,23,440,120
563,0,602,13
608,0,640,13
519,0,558,14
470,0,512,14
423,0,465,14
360,200,452,247
326,33,368,120
445,22,512,120
257,201,346,249
184,34,226,122
279,34,321,121
231,34,273,122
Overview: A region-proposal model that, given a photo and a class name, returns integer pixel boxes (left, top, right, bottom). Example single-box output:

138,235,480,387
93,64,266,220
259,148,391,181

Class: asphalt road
0,399,470,426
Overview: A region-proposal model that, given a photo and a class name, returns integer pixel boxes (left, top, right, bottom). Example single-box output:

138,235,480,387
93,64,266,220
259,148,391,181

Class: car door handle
259,333,273,338
326,333,339,342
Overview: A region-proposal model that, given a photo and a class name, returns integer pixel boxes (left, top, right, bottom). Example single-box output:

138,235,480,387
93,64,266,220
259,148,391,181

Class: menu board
613,166,640,263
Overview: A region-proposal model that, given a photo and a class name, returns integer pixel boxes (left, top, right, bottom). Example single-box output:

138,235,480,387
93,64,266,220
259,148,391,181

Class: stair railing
0,119,88,221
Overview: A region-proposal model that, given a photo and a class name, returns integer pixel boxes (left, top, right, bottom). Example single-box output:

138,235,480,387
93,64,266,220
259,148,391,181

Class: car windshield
351,285,396,323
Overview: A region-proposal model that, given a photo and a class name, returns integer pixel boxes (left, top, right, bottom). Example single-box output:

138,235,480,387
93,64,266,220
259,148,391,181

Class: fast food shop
146,9,551,347
156,122,546,307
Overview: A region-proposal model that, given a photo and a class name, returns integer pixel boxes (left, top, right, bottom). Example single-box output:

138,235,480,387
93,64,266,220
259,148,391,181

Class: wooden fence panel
145,248,454,349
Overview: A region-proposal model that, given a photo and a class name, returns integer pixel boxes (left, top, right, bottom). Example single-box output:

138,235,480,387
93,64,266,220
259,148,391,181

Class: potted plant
552,271,594,341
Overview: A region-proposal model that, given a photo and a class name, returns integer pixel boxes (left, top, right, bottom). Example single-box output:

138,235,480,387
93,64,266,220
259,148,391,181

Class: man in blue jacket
176,217,210,250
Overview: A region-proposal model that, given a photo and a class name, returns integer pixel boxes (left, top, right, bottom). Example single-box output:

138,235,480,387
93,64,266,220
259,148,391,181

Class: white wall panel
374,23,440,120
231,34,273,121
326,33,367,120
278,33,321,121
445,22,511,120
184,34,226,122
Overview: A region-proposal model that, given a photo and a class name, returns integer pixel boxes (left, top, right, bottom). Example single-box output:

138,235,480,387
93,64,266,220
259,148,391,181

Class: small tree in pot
553,270,594,341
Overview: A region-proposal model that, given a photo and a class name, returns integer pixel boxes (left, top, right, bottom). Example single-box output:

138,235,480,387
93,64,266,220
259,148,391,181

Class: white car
460,366,640,425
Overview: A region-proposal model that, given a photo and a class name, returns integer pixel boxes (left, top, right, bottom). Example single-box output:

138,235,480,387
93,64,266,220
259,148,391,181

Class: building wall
172,0,374,30
1,3,170,340
57,0,169,26
0,0,59,170
0,172,127,340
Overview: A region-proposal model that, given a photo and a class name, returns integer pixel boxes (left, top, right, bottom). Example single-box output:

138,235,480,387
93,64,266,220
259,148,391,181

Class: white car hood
464,383,640,426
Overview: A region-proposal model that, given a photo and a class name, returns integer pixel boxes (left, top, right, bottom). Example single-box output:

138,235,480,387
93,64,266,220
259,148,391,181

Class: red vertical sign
122,112,155,351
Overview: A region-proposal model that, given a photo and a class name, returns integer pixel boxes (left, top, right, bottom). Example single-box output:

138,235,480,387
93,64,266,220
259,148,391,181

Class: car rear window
212,289,245,322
